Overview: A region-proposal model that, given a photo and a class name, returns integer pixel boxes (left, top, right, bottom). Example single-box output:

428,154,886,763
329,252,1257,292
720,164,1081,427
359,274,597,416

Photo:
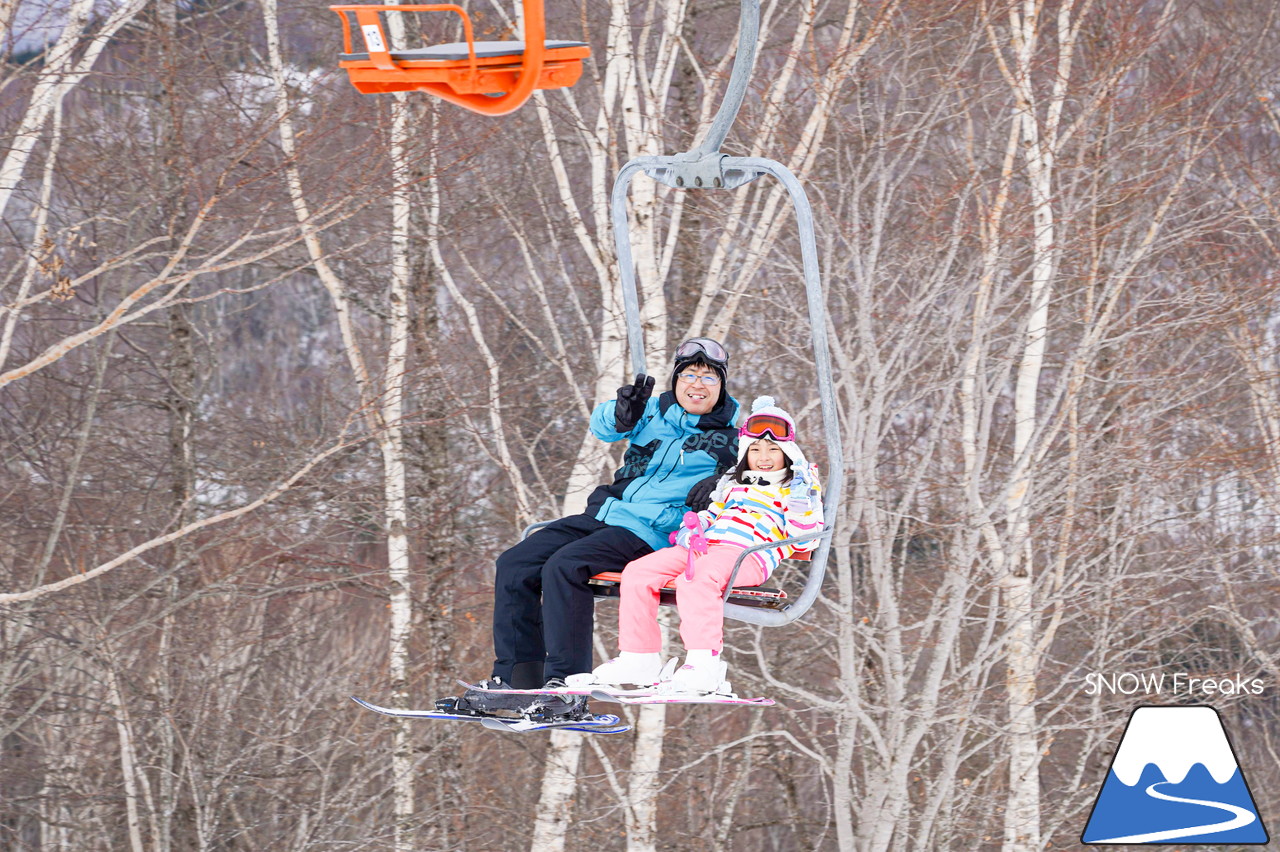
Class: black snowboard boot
452,676,535,717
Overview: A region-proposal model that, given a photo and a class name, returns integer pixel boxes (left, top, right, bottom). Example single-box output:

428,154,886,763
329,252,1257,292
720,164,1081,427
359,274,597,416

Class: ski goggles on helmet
674,337,729,368
739,412,796,442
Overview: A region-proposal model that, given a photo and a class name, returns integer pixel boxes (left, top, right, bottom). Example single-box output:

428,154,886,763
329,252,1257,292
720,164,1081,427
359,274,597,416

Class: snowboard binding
448,682,592,723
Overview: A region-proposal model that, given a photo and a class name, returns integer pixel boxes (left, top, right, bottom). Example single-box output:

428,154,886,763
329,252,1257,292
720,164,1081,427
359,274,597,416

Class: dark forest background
2,0,1279,849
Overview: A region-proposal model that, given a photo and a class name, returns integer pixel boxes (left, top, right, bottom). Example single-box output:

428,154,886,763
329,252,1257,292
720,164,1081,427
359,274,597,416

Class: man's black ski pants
491,513,653,687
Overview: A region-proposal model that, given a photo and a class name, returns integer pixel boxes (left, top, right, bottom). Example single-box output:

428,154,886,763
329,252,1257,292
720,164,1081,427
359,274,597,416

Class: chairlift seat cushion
341,40,589,63
588,571,789,610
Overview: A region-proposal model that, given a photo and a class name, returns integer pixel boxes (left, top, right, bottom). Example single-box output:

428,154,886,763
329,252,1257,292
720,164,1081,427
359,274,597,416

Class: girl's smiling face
747,438,786,473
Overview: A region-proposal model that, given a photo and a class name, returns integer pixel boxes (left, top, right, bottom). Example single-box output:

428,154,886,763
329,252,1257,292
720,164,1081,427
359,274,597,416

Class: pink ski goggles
739,412,795,442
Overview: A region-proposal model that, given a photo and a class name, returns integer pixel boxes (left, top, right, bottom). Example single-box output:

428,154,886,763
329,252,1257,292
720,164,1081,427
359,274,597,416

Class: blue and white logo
1082,706,1268,844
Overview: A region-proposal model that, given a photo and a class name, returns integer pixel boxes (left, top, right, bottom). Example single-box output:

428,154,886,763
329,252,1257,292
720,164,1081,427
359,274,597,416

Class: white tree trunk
265,3,414,843
992,2,1083,846
0,0,148,222
527,2,677,845
521,473,608,852
384,11,417,848
0,93,64,371
386,115,417,852
258,0,376,405
624,702,667,852
37,663,76,850
106,664,148,852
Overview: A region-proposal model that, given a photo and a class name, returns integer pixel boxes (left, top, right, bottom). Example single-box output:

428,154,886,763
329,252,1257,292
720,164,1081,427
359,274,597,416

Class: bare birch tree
0,0,149,223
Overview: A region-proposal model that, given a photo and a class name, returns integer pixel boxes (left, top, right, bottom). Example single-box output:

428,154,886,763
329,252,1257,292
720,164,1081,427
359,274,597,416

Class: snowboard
479,715,631,734
351,696,631,734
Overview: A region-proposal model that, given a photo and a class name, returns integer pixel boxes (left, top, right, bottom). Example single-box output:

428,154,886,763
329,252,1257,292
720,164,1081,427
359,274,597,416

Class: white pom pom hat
738,396,808,468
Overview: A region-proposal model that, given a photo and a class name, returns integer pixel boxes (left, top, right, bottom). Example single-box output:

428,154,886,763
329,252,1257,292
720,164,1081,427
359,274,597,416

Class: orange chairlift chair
330,2,590,116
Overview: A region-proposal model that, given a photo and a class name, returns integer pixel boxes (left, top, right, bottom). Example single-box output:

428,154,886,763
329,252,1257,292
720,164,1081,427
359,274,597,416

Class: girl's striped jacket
695,469,824,578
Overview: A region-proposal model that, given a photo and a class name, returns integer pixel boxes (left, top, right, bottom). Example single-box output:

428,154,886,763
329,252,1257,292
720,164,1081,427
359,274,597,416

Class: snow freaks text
1084,672,1266,697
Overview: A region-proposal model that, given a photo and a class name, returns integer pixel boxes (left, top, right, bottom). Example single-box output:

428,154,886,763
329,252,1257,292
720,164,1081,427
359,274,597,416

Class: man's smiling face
674,363,719,416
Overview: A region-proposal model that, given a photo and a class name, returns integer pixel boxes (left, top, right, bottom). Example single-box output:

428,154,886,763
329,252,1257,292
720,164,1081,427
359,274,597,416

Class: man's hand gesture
614,374,655,432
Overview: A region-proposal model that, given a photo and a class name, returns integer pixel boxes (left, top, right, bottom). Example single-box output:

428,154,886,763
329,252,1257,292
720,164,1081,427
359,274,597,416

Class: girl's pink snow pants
617,544,767,653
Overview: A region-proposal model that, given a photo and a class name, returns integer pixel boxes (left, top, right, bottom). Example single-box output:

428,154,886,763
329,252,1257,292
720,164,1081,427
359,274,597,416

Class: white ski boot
589,651,664,687
664,650,729,695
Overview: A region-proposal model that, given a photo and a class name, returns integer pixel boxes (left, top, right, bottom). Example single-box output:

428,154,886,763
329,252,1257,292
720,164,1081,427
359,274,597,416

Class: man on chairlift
457,338,740,717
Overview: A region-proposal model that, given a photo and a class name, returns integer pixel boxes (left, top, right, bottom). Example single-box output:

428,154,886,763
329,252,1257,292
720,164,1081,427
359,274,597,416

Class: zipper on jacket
626,409,696,500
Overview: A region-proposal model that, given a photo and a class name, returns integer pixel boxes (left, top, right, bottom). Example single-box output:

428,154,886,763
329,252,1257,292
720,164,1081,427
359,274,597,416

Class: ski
589,689,775,707
351,697,631,734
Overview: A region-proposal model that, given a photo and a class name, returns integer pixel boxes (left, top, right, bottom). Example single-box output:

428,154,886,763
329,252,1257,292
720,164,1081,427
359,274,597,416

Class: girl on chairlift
590,396,824,694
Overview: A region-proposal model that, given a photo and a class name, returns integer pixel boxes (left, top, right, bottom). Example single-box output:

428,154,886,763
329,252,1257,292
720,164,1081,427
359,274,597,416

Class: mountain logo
1082,705,1269,845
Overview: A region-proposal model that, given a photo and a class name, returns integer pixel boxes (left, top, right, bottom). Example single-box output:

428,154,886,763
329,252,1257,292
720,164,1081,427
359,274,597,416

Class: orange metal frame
330,3,589,116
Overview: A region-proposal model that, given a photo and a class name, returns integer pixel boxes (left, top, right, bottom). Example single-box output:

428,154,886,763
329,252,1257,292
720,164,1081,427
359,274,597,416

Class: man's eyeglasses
677,372,722,386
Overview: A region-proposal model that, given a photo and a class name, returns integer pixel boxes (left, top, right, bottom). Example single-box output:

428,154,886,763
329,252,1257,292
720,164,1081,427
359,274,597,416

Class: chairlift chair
594,0,842,627
583,0,842,627
330,3,589,116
